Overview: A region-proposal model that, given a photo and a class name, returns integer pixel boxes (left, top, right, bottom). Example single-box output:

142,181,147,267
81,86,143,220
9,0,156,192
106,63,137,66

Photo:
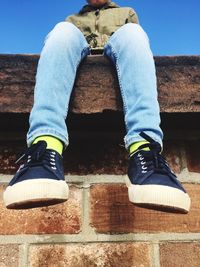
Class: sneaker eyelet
139,157,144,160
51,166,57,170
142,166,147,170
17,164,24,172
142,170,147,173
141,161,146,165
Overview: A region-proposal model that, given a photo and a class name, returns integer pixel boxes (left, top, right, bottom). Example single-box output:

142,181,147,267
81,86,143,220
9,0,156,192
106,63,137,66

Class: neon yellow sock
32,135,63,155
129,140,150,155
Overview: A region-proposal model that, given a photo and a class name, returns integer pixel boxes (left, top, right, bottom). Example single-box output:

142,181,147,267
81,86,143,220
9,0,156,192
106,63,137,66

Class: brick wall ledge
0,54,200,113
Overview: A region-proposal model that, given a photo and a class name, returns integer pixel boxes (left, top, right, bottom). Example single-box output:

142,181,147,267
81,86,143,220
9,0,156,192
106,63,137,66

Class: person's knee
45,21,87,47
115,23,149,44
54,21,77,30
51,21,80,37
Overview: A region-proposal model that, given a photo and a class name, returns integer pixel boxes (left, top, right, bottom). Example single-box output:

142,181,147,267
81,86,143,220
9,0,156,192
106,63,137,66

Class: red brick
185,140,200,173
29,243,151,267
0,185,82,234
160,242,200,267
90,184,200,233
0,244,19,267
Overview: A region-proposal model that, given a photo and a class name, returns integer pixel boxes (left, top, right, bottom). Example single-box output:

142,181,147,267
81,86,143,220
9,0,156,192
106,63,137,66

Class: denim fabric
27,21,163,151
103,23,163,150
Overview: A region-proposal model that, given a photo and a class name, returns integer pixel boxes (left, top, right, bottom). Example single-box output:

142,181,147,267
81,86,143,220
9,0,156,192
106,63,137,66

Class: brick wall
0,127,200,267
0,55,199,266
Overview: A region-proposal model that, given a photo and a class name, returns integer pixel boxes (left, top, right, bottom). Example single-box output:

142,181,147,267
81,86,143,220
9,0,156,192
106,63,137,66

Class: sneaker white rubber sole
3,178,69,209
125,175,191,213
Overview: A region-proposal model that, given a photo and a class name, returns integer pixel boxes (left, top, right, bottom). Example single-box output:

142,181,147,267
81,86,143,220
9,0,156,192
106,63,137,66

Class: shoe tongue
31,141,47,161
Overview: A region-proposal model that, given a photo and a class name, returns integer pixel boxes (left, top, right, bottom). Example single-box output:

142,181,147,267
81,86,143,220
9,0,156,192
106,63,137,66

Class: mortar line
1,233,200,244
0,173,199,184
151,242,160,267
81,180,96,238
19,243,29,267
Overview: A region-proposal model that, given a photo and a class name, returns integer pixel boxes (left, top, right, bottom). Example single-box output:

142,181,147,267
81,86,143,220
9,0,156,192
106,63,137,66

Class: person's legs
3,22,90,209
27,22,90,151
103,23,163,152
103,23,191,213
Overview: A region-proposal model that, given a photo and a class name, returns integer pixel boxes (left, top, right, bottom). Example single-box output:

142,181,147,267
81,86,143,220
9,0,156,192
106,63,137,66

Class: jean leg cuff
124,134,163,152
27,129,69,151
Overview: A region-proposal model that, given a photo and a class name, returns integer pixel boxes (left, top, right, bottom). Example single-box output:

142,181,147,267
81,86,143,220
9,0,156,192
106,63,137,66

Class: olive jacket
65,1,139,51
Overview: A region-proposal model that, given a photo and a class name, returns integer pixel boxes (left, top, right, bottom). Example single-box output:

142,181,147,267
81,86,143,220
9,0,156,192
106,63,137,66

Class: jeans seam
63,45,90,120
106,43,129,133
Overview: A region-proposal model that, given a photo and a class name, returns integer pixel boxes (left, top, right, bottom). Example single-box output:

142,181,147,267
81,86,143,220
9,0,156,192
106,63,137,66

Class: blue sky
0,0,199,55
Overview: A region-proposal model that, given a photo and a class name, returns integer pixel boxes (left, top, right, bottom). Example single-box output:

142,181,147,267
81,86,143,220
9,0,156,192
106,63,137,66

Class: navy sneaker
3,141,69,209
125,131,191,213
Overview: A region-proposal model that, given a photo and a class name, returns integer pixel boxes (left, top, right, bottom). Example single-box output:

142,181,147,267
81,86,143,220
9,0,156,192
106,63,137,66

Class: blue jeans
27,22,163,151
